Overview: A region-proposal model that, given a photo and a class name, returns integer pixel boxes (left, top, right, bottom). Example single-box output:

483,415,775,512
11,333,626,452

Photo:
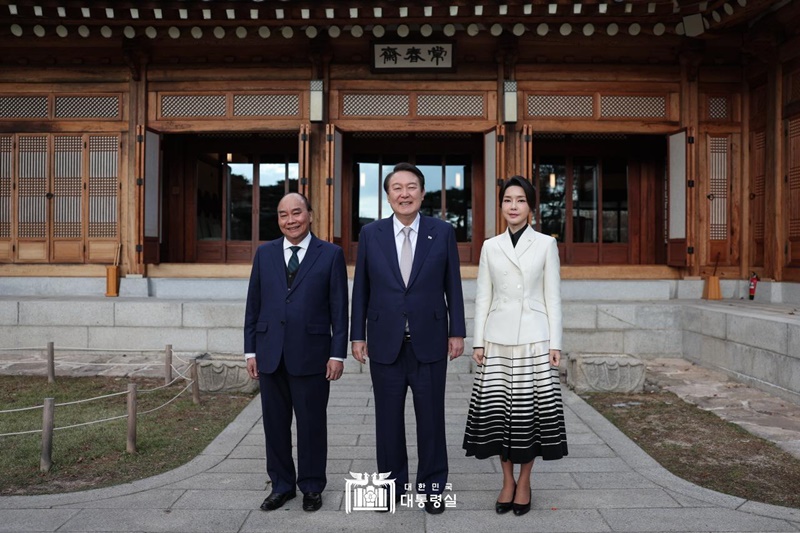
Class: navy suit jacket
244,234,348,376
350,215,466,364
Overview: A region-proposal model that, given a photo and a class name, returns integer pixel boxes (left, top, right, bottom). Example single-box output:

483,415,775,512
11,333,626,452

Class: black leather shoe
512,490,531,516
424,499,445,514
496,484,515,514
302,492,322,512
260,490,296,511
495,500,513,514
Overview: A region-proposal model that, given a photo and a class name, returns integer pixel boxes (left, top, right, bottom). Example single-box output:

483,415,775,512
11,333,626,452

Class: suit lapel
270,239,287,282
378,217,406,287
290,234,323,290
515,225,536,258
498,230,521,269
407,216,435,289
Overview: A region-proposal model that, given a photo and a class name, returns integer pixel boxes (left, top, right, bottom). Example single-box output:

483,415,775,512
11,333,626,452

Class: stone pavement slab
1,368,800,533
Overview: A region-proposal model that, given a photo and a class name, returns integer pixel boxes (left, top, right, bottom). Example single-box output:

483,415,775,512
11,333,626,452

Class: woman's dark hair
499,175,536,207
383,162,426,193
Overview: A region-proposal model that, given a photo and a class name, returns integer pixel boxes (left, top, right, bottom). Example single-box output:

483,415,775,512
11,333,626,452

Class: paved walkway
2,363,800,532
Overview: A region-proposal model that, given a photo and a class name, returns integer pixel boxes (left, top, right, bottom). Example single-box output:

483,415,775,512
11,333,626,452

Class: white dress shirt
393,213,420,261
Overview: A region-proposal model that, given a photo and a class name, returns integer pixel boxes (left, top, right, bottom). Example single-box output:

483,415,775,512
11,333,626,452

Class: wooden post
40,397,54,472
164,344,173,386
191,359,200,405
126,383,137,454
46,341,55,384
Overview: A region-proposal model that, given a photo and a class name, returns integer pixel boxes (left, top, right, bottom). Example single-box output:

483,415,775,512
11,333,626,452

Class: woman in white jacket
463,176,568,516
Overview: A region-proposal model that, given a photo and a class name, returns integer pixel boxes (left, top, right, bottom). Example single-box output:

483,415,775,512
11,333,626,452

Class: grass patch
0,375,255,495
584,391,800,509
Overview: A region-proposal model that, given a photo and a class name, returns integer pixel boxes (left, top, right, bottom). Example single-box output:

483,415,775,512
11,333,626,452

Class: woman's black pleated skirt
463,340,568,464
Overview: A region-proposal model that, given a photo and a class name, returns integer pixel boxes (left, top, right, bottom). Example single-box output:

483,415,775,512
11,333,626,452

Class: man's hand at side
327,359,344,381
448,337,465,361
351,341,368,364
246,357,258,379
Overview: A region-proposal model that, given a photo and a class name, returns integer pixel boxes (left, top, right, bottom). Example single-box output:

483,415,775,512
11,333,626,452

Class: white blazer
473,226,562,350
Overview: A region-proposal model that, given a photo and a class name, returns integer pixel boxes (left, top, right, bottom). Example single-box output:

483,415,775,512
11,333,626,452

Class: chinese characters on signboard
372,42,454,71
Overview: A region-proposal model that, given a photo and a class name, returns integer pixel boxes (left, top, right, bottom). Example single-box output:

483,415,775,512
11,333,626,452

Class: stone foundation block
567,353,645,394
195,353,258,394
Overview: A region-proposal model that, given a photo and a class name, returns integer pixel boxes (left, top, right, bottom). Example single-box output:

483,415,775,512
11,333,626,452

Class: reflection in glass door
195,152,298,263
535,156,628,264
352,155,472,243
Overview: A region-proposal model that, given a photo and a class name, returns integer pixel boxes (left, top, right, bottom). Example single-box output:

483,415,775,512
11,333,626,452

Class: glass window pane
416,158,442,220
287,162,299,193
196,155,222,240
445,157,471,242
353,160,380,240
226,157,253,241
538,158,566,242
258,161,286,242
573,158,598,243
602,158,628,243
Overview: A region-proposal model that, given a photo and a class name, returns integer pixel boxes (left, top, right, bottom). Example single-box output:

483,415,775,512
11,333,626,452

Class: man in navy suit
245,192,348,513
351,162,466,514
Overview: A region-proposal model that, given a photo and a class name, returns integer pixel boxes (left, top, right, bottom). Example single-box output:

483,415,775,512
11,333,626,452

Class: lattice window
342,94,409,116
708,97,729,120
17,136,48,239
54,96,120,119
533,133,567,140
0,96,48,118
88,136,118,238
791,70,800,105
573,133,628,140
53,136,83,238
416,132,472,139
709,137,728,241
752,131,766,241
351,132,411,139
233,94,299,117
416,94,484,116
161,95,226,117
527,95,593,117
0,136,11,238
600,96,666,118
789,118,800,239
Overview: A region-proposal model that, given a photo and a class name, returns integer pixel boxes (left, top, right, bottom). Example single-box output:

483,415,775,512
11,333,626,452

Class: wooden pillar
125,45,148,276
680,49,702,277
764,59,784,281
310,47,332,242
740,72,752,280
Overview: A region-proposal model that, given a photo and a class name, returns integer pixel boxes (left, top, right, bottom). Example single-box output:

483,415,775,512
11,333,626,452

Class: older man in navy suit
351,162,466,514
245,192,348,513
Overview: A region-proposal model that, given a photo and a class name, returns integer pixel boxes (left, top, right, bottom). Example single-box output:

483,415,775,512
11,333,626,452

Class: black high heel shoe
495,484,515,514
512,489,531,516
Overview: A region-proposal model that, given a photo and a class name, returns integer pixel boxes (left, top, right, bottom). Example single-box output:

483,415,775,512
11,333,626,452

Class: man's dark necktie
288,246,301,275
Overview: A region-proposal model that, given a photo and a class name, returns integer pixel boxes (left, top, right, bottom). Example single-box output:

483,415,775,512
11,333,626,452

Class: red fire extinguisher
748,272,759,300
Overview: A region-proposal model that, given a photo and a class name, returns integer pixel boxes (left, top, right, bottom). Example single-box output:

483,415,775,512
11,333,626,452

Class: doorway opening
340,132,485,264
531,133,668,265
161,132,300,264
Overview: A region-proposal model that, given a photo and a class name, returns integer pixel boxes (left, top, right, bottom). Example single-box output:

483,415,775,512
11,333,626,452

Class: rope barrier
54,414,128,431
0,428,44,437
138,382,193,415
0,346,167,353
55,390,128,407
0,380,196,437
0,404,44,414
139,376,183,393
170,364,191,380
